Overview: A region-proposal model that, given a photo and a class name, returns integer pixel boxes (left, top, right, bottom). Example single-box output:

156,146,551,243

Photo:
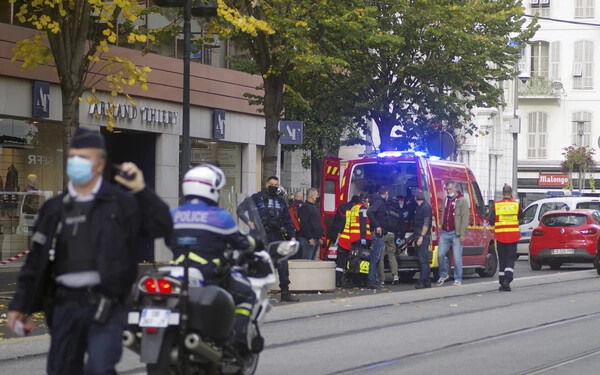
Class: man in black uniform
413,189,433,289
250,176,298,302
7,128,172,375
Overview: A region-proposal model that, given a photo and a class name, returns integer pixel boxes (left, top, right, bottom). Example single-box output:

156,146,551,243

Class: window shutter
583,41,594,89
575,0,584,18
586,0,595,18
550,41,560,80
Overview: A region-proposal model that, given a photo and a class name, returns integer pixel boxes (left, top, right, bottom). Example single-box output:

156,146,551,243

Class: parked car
519,197,600,257
529,209,600,271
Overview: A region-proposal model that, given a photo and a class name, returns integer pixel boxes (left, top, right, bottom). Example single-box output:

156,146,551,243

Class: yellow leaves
11,34,53,71
108,34,117,43
142,66,151,73
295,20,308,28
140,83,148,91
217,0,275,36
135,34,147,43
127,34,137,44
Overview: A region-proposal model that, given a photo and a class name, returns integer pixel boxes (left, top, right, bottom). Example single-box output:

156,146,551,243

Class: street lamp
154,1,217,190
510,70,530,198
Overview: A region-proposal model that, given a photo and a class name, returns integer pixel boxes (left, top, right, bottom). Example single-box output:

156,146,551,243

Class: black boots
499,279,511,292
281,291,299,302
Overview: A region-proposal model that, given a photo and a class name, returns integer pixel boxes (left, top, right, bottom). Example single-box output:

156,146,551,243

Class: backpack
385,197,404,233
289,205,301,232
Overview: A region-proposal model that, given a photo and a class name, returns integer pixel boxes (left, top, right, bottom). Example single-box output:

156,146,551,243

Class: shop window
187,139,242,195
0,118,63,263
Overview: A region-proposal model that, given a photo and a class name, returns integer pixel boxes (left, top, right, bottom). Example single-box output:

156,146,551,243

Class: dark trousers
417,235,431,283
497,241,517,286
335,248,351,286
47,297,126,375
268,232,290,292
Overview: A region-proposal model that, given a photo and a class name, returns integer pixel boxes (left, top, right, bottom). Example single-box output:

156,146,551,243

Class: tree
212,0,374,180
350,0,538,151
10,0,167,184
561,145,596,192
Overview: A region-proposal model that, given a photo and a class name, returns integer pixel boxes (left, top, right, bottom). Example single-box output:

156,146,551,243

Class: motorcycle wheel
238,353,259,375
146,331,178,375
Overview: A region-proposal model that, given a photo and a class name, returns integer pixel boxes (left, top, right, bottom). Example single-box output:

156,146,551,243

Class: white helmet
182,164,226,204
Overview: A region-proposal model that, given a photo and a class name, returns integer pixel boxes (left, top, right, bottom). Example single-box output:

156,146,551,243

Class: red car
529,209,600,271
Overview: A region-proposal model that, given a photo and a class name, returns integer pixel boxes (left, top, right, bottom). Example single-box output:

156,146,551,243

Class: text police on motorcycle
171,164,258,351
7,128,173,375
248,176,298,302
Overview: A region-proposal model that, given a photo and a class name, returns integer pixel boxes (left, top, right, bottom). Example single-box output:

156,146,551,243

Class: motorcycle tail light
157,278,173,294
144,278,158,293
580,228,597,235
145,327,159,334
532,229,545,236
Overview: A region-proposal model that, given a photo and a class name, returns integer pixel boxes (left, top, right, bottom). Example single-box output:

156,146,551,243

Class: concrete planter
270,260,336,292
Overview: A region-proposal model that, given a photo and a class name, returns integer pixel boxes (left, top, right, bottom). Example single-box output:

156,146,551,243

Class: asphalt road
1,267,599,374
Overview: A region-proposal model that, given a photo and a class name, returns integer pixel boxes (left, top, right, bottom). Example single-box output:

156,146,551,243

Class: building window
527,112,547,159
575,0,595,19
550,41,561,80
186,139,242,194
531,41,549,78
530,0,551,17
573,40,594,89
571,112,592,147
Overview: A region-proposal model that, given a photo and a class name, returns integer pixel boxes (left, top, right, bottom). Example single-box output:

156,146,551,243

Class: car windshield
348,161,420,200
576,202,600,210
541,214,587,227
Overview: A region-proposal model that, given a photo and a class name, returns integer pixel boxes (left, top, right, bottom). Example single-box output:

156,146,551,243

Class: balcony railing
518,76,560,98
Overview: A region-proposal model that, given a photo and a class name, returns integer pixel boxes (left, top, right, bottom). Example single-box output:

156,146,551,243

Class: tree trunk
61,91,80,188
374,117,395,151
261,76,285,181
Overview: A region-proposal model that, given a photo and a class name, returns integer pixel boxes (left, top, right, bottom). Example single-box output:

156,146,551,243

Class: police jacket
250,191,296,238
9,182,172,315
367,194,388,232
298,201,324,239
170,199,252,265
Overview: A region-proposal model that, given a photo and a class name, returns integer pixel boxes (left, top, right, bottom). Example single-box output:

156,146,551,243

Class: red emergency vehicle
319,151,497,280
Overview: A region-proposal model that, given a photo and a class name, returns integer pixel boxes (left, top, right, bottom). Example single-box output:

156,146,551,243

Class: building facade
0,8,266,262
514,0,600,206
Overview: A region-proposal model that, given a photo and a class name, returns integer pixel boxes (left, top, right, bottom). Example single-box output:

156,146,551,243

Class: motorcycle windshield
219,190,268,249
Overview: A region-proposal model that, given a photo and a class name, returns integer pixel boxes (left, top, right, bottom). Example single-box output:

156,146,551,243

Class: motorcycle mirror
268,241,299,261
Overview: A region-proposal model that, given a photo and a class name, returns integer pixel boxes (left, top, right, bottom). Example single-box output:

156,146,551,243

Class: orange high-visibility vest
338,203,371,250
494,199,521,243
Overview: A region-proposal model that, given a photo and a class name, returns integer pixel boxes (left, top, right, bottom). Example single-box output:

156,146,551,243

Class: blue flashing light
377,151,405,158
414,151,427,157
429,155,441,160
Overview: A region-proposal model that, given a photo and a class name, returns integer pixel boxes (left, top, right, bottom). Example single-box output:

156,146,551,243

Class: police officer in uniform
7,128,172,375
249,176,298,302
490,184,522,292
170,164,258,351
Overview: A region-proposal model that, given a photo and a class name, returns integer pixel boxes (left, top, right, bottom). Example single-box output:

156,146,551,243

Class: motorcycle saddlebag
188,285,235,343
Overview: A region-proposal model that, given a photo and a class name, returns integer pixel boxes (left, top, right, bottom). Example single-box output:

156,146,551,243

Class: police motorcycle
123,190,298,374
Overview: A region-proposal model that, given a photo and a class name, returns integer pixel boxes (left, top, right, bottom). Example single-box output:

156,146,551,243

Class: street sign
32,81,50,118
425,131,455,159
279,121,303,145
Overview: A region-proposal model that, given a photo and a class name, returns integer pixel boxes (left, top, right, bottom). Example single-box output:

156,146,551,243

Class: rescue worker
490,184,522,292
337,195,371,287
250,176,299,302
332,195,360,286
413,189,433,289
170,164,258,351
367,186,390,289
7,128,172,375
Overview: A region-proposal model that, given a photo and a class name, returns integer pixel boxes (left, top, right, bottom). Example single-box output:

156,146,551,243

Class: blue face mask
67,156,94,185
447,192,455,198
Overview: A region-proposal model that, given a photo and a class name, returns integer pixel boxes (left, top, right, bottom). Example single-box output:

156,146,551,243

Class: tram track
323,312,600,374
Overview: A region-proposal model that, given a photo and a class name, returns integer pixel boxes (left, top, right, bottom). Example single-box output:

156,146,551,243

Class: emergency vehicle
319,151,497,280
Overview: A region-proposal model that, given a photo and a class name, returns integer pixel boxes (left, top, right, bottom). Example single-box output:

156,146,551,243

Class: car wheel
529,254,542,271
476,244,497,278
549,262,562,270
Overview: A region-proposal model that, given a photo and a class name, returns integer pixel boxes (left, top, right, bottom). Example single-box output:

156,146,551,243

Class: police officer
170,164,257,350
250,176,298,302
413,189,433,289
7,128,172,375
490,184,522,292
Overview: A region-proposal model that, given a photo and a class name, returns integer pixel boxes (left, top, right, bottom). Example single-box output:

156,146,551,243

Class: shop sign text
88,101,178,126
538,174,569,186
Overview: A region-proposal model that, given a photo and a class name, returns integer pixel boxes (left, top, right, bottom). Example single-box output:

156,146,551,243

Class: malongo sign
538,174,569,186
88,101,178,126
